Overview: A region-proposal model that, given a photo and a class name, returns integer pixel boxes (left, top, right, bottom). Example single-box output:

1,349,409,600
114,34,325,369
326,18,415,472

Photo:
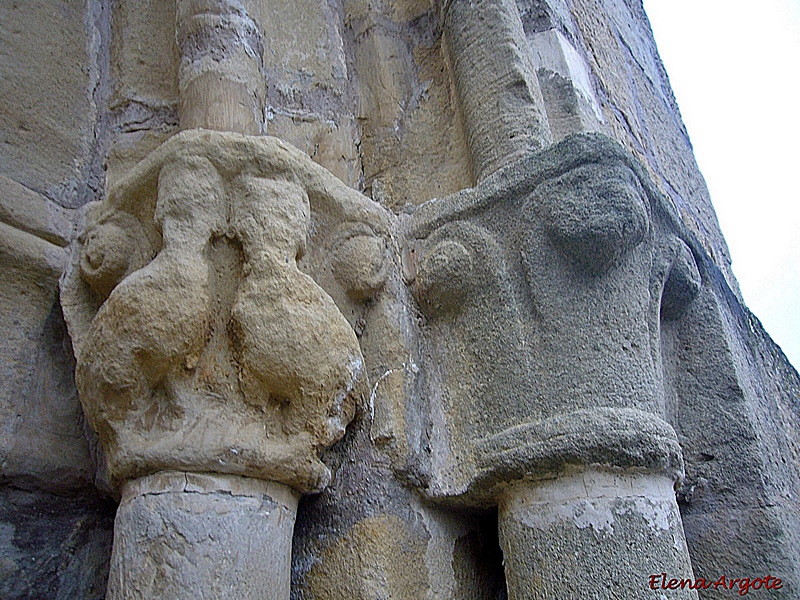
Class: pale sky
643,0,800,369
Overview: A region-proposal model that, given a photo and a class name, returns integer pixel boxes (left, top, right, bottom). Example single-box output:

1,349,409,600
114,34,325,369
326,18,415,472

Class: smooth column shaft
176,0,266,134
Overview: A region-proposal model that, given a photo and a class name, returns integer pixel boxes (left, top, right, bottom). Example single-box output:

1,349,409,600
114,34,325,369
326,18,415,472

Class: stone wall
1,0,797,598
1,1,114,597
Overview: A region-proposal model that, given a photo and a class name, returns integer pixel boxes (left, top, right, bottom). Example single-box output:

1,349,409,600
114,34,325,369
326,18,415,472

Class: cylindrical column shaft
443,0,552,182
176,0,266,134
107,471,298,600
499,468,697,599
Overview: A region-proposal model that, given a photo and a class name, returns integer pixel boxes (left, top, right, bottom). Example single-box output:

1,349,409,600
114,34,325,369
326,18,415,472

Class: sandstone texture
0,177,95,493
61,129,390,493
0,0,101,209
1,0,798,599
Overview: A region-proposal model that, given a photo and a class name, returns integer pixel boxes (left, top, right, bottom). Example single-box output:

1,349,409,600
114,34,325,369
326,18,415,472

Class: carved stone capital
405,133,700,503
61,130,392,493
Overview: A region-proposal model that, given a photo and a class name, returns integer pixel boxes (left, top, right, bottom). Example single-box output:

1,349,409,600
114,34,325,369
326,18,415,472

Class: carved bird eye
78,212,154,302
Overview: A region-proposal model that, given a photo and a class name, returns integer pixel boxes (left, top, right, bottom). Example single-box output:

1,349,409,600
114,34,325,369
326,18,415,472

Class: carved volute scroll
61,130,392,494
404,133,701,503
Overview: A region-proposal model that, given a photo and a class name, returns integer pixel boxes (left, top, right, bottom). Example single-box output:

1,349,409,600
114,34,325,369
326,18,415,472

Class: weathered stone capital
61,130,393,493
404,134,700,503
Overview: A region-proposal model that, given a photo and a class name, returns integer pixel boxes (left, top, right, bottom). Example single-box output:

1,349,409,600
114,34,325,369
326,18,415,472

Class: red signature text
649,573,783,596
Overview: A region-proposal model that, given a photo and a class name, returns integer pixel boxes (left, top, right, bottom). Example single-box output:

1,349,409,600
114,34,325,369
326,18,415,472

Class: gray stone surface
0,177,94,494
0,486,114,600
499,470,696,599
404,133,699,504
291,412,507,600
663,276,800,598
444,0,552,181
528,28,605,140
0,20,109,588
0,0,101,209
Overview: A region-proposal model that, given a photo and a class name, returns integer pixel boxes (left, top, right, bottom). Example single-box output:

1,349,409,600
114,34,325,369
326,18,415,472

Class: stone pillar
91,5,293,593
406,134,702,597
527,29,606,140
108,471,298,600
176,0,266,134
61,129,391,599
442,0,552,181
499,469,696,599
59,3,397,597
427,10,704,597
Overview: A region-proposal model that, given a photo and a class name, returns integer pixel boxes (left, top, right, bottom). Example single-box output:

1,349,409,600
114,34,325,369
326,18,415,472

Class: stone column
442,0,552,181
61,129,388,600
61,5,392,598
104,5,285,598
108,472,298,600
176,0,266,134
62,0,394,578
422,10,705,594
406,134,702,598
499,469,696,599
